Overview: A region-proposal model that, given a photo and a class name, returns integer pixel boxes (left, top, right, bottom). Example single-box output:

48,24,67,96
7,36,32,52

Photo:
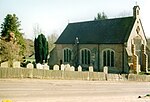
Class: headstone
103,66,108,74
27,63,34,69
89,66,93,72
61,64,65,71
27,64,33,78
53,65,59,70
13,61,20,68
78,65,82,72
36,63,43,69
43,64,49,70
66,64,70,68
70,66,75,71
65,64,70,71
1,61,8,68
136,65,141,74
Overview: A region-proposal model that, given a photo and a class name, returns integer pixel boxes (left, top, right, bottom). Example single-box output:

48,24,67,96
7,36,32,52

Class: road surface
0,79,150,102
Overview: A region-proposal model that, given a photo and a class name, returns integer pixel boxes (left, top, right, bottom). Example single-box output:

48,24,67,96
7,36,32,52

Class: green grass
138,72,150,75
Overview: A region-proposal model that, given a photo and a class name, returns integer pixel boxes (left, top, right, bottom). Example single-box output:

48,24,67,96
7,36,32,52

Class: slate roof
56,16,136,44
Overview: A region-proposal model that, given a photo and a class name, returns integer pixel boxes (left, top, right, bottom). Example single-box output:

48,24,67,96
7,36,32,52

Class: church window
136,26,140,34
103,49,115,67
80,48,91,65
137,10,139,15
63,48,72,63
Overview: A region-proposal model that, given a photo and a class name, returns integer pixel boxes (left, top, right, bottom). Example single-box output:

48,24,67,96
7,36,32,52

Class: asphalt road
0,79,150,102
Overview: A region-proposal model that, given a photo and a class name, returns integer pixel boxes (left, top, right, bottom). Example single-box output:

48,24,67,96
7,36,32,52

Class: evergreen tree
0,14,25,66
94,12,108,20
1,14,20,37
34,38,39,63
0,14,26,56
34,34,48,64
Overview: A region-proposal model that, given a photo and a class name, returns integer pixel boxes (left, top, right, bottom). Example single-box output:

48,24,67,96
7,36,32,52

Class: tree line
0,14,25,67
0,14,57,67
0,12,107,67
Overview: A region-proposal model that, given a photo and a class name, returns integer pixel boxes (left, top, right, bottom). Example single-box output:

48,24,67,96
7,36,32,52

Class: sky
0,0,150,39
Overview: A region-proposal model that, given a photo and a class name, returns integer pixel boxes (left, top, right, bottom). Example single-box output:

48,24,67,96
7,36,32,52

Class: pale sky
0,0,149,39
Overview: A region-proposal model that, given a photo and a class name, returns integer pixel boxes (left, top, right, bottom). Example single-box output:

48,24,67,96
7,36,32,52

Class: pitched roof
56,16,136,44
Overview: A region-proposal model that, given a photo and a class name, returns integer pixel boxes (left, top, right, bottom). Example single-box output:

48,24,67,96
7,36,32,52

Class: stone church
48,5,148,74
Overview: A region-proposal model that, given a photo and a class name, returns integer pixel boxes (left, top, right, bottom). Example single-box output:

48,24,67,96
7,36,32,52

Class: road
0,79,150,102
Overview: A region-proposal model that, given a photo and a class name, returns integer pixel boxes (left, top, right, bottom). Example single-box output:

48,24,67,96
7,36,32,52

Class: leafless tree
48,33,58,52
33,24,42,38
117,11,132,18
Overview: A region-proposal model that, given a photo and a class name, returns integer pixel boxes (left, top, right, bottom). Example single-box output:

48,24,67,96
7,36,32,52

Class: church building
48,5,148,74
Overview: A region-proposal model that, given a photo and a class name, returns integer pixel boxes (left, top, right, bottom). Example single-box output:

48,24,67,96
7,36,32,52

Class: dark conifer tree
94,12,108,20
34,34,48,64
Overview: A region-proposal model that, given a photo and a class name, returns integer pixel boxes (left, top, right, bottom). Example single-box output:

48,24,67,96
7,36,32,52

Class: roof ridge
69,16,134,24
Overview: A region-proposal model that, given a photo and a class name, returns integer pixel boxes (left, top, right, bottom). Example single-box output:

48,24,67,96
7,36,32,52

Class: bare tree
33,24,42,38
48,33,58,52
117,11,132,18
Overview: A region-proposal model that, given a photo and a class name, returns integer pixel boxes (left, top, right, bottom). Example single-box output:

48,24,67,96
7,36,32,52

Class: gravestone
61,64,65,71
65,64,70,71
53,65,59,70
43,64,49,70
27,63,34,69
70,66,75,71
1,61,8,68
137,65,141,74
13,61,20,68
78,65,82,72
89,66,93,72
36,63,43,69
103,66,108,74
27,63,33,78
66,64,70,68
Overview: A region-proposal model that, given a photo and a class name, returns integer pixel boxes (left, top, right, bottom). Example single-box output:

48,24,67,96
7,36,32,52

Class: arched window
103,49,115,67
63,48,72,63
80,49,91,65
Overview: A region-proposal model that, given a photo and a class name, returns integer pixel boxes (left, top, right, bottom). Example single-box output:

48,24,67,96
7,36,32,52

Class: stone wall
99,44,123,72
49,44,124,73
128,74,150,82
0,68,106,81
1,66,150,82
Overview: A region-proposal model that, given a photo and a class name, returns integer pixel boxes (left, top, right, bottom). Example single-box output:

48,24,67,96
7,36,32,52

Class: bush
138,72,150,75
32,61,36,68
21,61,31,67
